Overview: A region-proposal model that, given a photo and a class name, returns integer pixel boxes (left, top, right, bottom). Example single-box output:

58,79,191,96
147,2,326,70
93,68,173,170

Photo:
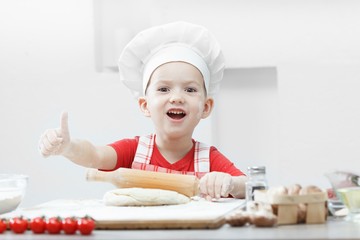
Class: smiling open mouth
167,110,186,120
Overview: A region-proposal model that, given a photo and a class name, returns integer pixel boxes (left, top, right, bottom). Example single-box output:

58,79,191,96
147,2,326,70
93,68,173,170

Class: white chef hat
118,21,225,98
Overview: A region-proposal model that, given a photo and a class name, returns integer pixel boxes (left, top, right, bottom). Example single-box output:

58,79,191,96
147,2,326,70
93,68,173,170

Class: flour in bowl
0,189,23,215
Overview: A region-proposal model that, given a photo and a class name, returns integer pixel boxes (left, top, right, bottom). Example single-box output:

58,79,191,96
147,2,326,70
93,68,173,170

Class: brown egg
288,184,302,195
297,203,307,223
299,185,322,195
267,186,288,196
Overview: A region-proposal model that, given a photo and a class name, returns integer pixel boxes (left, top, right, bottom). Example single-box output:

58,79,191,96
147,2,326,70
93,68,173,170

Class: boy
39,22,246,200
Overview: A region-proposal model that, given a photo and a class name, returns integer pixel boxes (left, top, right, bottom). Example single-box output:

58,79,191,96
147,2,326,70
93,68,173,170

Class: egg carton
254,190,328,225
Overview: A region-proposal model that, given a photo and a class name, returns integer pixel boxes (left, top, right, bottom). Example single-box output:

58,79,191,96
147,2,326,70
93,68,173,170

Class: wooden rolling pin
86,168,199,197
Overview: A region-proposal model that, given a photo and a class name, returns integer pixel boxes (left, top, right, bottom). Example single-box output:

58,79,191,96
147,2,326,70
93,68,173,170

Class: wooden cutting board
7,198,245,229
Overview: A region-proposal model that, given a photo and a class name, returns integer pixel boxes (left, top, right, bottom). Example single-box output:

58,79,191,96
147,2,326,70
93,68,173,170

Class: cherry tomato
46,217,62,234
30,216,46,234
62,217,78,235
0,219,7,233
9,217,28,234
77,216,95,235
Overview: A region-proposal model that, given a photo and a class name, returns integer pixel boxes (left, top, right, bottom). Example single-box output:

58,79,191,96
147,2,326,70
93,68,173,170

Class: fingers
199,175,209,197
38,111,70,157
221,175,233,197
199,172,233,201
199,173,217,199
38,129,63,157
60,111,69,138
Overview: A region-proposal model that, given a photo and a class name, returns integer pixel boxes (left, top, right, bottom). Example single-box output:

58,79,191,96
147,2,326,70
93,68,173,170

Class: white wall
1,0,359,207
276,63,360,186
213,67,278,181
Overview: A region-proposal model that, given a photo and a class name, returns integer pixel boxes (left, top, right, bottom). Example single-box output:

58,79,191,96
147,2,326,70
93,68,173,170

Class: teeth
168,111,184,114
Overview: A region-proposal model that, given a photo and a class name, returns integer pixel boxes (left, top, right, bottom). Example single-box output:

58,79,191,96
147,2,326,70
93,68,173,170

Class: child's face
139,61,213,139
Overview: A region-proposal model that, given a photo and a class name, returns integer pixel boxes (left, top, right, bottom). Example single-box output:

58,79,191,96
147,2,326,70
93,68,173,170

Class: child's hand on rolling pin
199,172,234,201
38,112,70,157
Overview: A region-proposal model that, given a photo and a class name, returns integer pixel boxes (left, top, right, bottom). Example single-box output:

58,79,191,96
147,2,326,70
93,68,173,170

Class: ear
138,97,151,117
201,97,214,119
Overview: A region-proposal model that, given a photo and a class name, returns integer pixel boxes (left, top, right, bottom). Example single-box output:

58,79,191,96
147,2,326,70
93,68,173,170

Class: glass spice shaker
245,166,268,210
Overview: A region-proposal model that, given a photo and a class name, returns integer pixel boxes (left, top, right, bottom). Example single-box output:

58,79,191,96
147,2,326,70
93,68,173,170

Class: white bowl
0,174,28,215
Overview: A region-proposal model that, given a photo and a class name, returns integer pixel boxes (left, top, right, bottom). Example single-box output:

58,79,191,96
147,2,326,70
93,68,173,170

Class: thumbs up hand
39,112,71,157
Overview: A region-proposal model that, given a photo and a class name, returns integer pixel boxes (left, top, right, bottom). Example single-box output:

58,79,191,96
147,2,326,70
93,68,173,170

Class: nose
169,91,184,104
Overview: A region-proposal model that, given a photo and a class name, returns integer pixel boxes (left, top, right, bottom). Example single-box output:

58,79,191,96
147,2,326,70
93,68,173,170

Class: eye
185,87,197,93
158,87,169,92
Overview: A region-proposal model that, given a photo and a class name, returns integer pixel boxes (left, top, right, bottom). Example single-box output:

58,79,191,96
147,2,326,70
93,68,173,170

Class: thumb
60,111,70,137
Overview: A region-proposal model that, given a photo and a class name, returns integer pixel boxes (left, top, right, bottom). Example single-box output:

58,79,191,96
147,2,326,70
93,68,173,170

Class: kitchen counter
2,217,359,240
2,199,359,239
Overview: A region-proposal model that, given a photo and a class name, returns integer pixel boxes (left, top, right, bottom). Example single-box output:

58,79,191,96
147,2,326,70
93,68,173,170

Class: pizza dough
103,188,191,206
